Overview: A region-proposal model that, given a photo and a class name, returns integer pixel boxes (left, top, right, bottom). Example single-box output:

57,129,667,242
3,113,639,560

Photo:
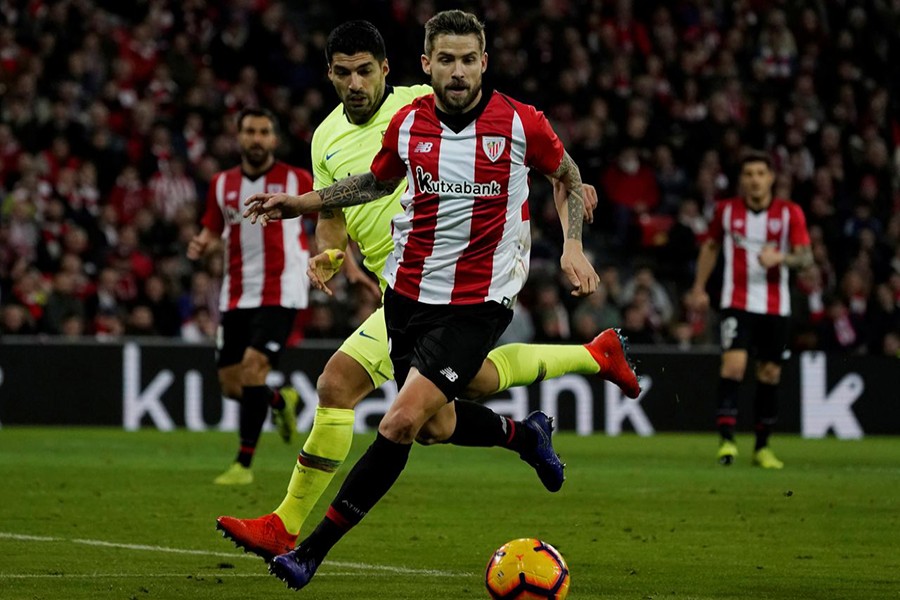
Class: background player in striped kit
188,108,311,485
216,20,639,564
687,151,812,469
244,11,623,589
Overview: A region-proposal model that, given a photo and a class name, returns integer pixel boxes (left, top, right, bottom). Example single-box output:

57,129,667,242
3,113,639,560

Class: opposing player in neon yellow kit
216,20,640,561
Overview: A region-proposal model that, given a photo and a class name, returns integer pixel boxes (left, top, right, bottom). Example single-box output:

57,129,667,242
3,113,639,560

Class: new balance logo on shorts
440,367,458,382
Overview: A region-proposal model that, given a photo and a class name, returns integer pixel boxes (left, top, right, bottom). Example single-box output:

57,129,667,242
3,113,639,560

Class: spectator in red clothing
602,146,660,247
609,0,652,57
38,137,80,185
0,123,22,186
149,157,197,223
110,224,154,284
108,165,149,225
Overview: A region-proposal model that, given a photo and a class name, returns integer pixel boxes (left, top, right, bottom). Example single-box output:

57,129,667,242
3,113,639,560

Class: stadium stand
0,0,897,356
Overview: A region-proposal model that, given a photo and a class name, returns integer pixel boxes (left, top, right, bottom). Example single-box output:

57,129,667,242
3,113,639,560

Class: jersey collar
241,159,277,182
434,88,494,133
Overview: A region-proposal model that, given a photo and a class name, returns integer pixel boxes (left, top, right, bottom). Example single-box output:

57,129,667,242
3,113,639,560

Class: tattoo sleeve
318,172,403,209
784,245,814,270
549,150,584,242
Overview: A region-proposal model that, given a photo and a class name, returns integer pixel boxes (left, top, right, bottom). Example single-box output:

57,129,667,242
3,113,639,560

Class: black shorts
383,286,513,400
718,308,791,363
217,306,297,369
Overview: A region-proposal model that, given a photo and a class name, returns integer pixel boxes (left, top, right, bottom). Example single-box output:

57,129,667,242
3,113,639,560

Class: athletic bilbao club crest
482,136,505,162
768,219,782,234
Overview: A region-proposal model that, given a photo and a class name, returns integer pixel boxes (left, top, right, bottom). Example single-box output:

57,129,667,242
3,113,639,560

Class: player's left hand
561,241,599,297
758,244,783,268
307,249,344,296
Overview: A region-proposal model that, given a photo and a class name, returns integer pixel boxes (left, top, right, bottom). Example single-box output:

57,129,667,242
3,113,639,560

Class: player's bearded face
740,162,775,203
424,34,486,114
329,53,388,124
238,116,277,168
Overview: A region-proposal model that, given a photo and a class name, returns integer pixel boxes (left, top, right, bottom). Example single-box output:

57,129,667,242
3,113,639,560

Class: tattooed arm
549,150,586,243
546,150,599,297
759,244,814,270
243,172,404,225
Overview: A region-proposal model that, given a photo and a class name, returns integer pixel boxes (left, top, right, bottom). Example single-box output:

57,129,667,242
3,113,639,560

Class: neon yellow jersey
311,84,432,290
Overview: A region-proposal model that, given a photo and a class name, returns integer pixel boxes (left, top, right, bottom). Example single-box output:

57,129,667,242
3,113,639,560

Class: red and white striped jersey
201,161,313,311
709,197,810,316
370,91,564,305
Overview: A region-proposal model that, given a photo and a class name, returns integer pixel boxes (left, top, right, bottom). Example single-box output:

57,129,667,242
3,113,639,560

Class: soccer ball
484,538,570,600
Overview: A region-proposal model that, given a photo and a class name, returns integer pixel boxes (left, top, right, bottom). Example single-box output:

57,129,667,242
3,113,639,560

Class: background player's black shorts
217,306,297,369
383,286,513,400
718,308,791,363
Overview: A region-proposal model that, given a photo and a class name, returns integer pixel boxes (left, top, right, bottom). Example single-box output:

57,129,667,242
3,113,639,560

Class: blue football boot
519,411,566,492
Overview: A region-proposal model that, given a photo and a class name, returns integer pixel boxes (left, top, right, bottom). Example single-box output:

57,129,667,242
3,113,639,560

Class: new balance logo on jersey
415,166,501,197
266,184,284,193
440,367,459,382
414,142,433,153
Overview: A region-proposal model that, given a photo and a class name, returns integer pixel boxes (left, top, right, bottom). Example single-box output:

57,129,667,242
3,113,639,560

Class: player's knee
379,410,422,444
316,370,356,410
720,367,745,381
220,380,243,400
240,351,270,381
757,363,781,384
720,360,746,381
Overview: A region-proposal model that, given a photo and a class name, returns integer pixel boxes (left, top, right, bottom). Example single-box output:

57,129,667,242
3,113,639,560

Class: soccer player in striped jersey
242,12,637,589
188,108,311,485
687,151,812,469
217,18,639,566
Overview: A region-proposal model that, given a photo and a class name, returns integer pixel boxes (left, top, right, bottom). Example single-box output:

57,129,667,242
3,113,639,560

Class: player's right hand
187,234,207,260
307,250,344,296
243,192,302,225
685,287,710,311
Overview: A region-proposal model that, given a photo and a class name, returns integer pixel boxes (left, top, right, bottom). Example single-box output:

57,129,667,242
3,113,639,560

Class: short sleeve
788,203,811,247
370,106,412,181
520,104,565,175
310,129,333,188
707,201,726,243
200,173,224,234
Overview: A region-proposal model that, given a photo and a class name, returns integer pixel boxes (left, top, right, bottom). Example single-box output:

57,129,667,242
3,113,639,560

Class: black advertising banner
0,340,897,436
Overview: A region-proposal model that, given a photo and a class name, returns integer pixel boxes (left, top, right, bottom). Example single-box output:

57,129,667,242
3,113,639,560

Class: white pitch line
0,572,366,579
0,532,465,578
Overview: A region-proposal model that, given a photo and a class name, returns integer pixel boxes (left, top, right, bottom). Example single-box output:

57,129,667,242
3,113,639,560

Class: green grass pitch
0,428,898,599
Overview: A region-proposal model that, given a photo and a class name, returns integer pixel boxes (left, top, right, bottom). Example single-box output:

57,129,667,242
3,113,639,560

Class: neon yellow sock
487,343,599,392
274,406,355,535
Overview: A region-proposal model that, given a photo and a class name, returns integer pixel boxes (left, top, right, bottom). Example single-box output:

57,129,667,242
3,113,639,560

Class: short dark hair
424,10,485,56
236,107,278,132
325,20,386,64
739,149,773,170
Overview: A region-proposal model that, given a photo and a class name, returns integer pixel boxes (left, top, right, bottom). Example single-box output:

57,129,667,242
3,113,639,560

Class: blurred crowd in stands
1,0,898,357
